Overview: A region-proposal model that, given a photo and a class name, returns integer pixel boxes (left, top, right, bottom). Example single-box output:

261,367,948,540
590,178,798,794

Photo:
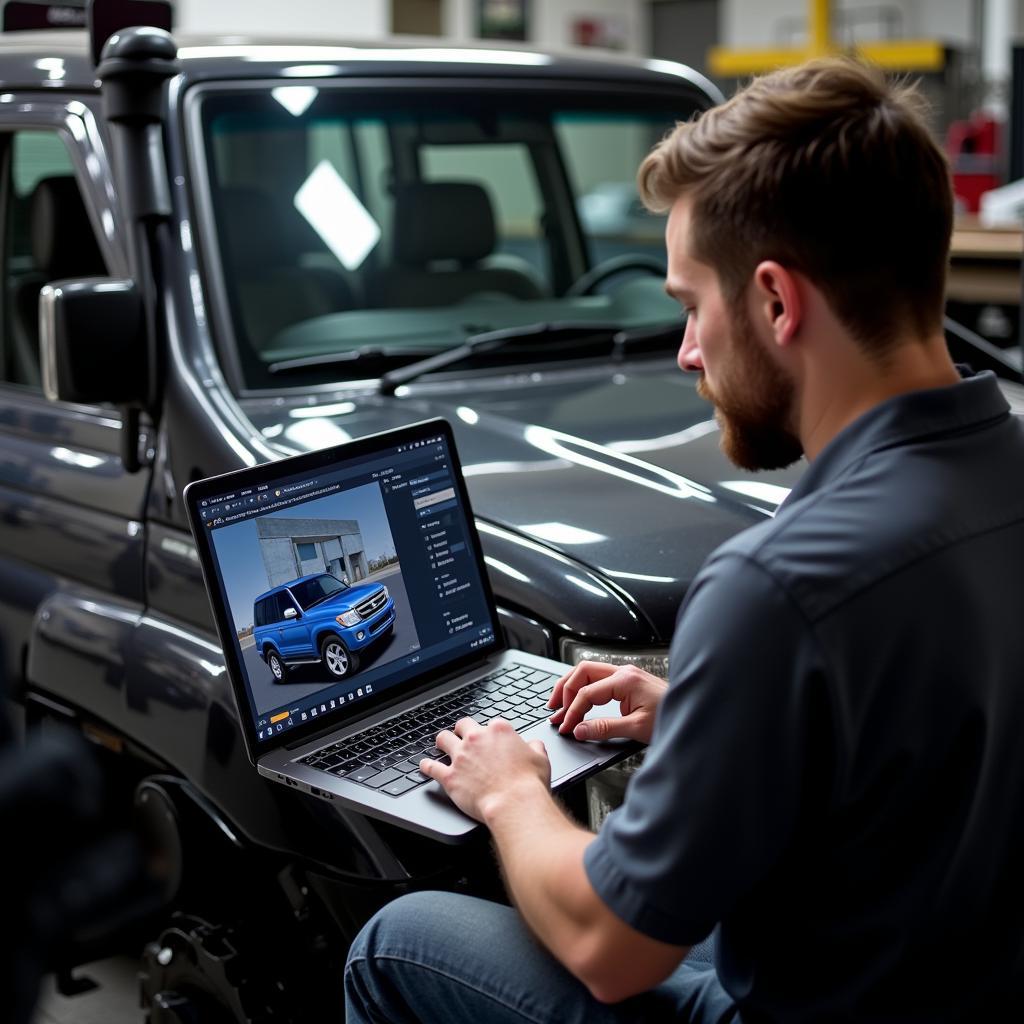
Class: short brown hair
639,57,952,353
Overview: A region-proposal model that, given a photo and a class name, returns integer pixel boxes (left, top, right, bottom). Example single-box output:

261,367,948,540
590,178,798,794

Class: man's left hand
421,717,550,821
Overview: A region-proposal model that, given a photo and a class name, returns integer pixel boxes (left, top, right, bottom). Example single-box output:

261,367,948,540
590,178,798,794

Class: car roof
0,29,721,102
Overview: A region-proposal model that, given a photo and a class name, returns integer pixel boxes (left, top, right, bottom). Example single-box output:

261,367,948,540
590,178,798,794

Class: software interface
198,433,497,742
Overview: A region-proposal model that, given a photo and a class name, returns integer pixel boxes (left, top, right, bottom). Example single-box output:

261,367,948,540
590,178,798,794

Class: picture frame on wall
478,0,527,41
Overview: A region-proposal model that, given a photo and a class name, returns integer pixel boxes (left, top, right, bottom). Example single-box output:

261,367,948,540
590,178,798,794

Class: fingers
572,713,638,742
548,672,568,709
435,716,480,751
547,660,616,710
419,756,452,786
557,677,620,736
426,717,519,789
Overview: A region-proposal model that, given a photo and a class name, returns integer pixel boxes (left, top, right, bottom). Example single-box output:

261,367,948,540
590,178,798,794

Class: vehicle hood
243,359,805,643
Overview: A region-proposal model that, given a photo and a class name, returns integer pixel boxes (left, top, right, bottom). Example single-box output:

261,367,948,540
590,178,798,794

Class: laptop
184,417,634,842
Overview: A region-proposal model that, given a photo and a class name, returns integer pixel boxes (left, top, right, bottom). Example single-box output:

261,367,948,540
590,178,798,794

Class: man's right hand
547,661,668,745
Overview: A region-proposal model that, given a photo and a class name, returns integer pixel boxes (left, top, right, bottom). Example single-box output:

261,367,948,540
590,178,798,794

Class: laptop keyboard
297,663,558,797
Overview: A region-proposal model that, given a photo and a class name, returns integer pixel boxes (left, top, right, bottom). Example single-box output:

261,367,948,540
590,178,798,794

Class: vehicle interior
0,132,109,389
199,88,686,388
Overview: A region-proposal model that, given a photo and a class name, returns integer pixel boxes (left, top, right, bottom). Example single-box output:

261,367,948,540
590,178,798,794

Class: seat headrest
30,176,106,279
392,182,495,266
218,184,329,274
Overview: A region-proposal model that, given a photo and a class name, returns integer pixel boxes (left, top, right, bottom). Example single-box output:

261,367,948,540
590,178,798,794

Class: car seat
10,175,107,388
370,181,546,308
217,184,357,354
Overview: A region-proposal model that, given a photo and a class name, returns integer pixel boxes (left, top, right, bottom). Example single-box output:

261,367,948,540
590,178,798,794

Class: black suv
5,6,1022,1020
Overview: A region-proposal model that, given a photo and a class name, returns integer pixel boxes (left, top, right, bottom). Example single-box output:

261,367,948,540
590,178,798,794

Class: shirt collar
783,370,1011,507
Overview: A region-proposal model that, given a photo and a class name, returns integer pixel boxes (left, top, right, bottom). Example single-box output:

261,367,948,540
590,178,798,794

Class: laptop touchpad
542,728,607,782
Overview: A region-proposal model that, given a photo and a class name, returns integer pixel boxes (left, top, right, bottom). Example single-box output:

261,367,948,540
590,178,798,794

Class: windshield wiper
377,321,620,395
268,346,420,376
611,318,685,358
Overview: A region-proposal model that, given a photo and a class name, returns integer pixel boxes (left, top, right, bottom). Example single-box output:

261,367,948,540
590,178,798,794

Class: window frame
0,97,128,402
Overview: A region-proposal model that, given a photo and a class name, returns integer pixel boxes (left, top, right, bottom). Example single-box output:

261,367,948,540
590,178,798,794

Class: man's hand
548,661,668,745
420,717,551,822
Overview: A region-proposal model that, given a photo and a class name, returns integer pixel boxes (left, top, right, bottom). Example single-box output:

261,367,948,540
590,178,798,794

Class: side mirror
40,278,146,406
283,607,298,620
40,280,146,407
40,278,150,473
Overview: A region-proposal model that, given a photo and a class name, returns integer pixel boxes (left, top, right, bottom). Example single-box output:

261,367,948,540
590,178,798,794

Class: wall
165,0,1018,56
443,0,649,54
173,0,390,39
533,0,647,56
720,0,976,49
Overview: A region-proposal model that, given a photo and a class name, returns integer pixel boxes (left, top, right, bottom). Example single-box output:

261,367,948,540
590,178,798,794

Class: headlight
382,586,389,600
336,610,360,627
559,639,670,679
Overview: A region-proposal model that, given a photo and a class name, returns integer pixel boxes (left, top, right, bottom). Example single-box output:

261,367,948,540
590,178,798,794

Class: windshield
290,574,348,611
198,86,700,389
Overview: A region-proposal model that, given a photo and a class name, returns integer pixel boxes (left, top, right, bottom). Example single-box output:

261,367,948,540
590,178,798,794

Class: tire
265,648,287,683
320,635,358,679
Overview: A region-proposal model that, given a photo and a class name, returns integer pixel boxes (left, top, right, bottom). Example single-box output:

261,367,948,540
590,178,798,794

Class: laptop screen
187,420,500,751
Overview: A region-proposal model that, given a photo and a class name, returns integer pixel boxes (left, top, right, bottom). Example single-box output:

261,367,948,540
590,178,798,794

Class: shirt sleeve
584,550,833,946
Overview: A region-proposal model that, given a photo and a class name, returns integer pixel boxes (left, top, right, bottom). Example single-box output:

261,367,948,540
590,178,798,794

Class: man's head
641,57,953,470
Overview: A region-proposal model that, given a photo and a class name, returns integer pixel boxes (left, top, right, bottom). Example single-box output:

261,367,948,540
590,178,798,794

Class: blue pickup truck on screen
253,573,396,682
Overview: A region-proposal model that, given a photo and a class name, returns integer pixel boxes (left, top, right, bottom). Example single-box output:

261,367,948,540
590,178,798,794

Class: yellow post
707,0,944,77
810,0,832,55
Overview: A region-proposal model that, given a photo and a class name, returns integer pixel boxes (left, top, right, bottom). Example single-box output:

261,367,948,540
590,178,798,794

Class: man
345,57,1024,1022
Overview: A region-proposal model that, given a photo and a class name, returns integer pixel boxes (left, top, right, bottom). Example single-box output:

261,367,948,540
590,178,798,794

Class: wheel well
318,631,347,653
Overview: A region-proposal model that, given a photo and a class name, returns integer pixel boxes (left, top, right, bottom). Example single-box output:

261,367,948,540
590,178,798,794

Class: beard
697,304,803,472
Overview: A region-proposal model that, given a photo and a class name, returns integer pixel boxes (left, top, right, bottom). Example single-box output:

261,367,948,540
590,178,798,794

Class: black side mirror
40,277,146,405
40,278,150,472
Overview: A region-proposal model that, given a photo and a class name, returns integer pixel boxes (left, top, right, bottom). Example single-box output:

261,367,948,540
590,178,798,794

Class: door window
1,129,108,389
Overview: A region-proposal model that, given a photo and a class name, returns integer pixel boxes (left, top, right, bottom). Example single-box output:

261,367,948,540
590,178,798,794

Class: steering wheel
565,254,667,297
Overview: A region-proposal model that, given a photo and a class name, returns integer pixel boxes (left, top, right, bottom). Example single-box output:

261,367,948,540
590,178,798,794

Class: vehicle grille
356,589,387,619
369,612,392,635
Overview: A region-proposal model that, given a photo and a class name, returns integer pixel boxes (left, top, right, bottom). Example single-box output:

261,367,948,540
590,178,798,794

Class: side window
254,598,267,628
1,129,108,390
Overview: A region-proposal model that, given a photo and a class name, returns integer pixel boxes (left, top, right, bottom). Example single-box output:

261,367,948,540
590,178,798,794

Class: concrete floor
33,957,141,1024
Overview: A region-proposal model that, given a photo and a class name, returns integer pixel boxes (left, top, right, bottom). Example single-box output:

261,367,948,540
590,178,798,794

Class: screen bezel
184,416,505,763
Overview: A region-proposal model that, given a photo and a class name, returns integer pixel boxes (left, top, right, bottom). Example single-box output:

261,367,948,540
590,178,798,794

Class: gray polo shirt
585,371,1024,1021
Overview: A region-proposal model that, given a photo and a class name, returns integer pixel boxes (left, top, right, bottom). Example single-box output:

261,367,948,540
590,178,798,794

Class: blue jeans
345,891,738,1024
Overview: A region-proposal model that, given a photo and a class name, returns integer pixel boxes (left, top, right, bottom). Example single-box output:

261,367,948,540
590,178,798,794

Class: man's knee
347,893,445,1024
347,889,471,970
346,891,516,1024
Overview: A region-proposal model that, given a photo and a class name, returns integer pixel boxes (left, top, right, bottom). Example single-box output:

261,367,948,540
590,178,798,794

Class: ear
752,260,802,348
